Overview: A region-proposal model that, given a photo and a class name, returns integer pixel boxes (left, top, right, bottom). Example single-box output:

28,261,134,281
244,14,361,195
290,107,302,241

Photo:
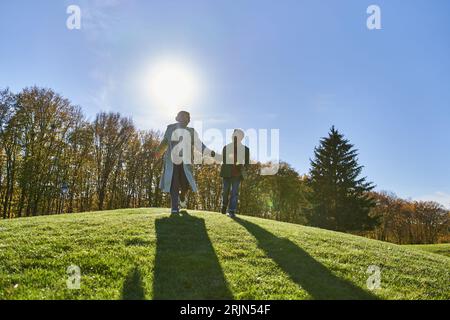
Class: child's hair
233,129,245,140
176,111,190,122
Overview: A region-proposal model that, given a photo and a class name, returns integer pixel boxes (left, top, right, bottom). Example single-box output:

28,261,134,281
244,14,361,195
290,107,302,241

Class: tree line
368,191,449,244
1,87,448,244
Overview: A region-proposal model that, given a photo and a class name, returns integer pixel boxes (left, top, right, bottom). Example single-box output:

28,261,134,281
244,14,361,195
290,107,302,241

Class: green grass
404,243,450,258
0,208,449,300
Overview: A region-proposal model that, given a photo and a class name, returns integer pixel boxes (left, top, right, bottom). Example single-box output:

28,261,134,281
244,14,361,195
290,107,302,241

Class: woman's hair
176,111,190,122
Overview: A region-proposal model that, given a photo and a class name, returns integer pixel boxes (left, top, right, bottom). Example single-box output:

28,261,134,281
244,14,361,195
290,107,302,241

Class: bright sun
144,58,201,115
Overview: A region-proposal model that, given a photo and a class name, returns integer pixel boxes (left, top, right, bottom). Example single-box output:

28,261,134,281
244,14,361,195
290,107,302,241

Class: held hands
154,145,222,164
202,149,222,164
211,150,223,163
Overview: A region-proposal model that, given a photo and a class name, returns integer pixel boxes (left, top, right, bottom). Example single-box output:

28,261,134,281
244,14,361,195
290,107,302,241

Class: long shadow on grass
153,212,232,299
121,266,146,300
235,217,378,300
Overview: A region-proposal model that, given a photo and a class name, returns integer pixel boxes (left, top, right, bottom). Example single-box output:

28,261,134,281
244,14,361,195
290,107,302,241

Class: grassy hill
0,209,449,300
404,244,450,258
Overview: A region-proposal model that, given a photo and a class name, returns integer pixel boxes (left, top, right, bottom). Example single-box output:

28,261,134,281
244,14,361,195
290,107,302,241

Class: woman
156,111,216,214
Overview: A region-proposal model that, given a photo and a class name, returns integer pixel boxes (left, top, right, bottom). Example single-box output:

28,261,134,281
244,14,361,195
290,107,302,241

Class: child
220,129,250,217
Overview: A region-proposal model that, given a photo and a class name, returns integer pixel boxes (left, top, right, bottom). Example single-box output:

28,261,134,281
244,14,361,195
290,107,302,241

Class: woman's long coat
159,123,208,193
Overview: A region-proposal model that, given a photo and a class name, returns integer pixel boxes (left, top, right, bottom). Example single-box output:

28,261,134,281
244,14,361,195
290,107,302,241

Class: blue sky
1,0,449,207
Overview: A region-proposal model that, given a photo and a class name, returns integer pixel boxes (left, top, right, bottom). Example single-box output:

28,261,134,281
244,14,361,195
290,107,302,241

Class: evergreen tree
308,126,377,232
